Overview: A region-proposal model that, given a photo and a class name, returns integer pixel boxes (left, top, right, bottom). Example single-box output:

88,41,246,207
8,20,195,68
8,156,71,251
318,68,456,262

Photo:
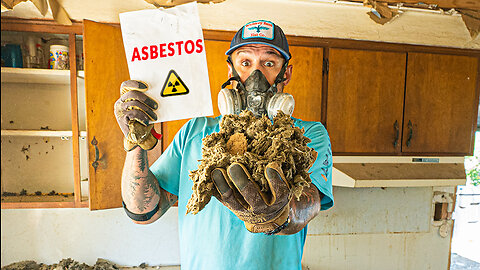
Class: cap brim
225,42,291,61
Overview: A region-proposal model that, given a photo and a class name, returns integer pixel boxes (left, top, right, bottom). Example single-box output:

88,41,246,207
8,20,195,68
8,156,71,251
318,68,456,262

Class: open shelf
1,129,87,138
1,67,84,84
1,194,89,209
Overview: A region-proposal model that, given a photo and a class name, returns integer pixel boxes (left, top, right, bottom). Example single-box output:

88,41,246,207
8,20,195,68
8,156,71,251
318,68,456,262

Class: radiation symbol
160,70,190,97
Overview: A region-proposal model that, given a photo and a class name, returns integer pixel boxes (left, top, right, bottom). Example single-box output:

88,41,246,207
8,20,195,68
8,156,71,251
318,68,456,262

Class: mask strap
271,61,289,89
224,56,243,89
222,77,239,89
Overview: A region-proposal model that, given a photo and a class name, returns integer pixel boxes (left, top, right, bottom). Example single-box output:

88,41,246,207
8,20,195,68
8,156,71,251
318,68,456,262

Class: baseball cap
225,20,291,61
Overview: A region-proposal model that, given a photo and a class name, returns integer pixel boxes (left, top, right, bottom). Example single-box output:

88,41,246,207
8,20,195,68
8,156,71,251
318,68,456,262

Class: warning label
160,70,190,97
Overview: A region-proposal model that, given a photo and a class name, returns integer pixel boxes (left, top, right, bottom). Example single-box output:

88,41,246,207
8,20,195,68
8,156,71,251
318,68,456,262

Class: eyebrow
235,49,282,58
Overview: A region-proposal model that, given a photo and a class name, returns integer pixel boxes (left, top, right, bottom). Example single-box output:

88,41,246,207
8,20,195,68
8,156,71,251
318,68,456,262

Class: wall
1,207,180,267
2,187,455,269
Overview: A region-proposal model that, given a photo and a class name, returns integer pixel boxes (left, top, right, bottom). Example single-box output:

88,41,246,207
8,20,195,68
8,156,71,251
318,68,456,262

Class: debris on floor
0,258,169,270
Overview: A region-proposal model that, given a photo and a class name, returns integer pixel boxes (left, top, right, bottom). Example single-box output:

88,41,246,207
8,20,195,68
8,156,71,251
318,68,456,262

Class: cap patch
242,20,274,40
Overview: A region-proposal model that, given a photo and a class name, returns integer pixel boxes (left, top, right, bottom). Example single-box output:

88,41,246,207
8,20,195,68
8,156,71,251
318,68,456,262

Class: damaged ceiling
357,0,480,38
1,0,479,46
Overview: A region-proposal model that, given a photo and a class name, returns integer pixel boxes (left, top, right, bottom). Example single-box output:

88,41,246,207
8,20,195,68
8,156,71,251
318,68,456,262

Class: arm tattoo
122,148,177,216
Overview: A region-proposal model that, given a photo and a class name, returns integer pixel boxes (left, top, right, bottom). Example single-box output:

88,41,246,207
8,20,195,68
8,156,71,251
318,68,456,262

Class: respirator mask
218,58,295,119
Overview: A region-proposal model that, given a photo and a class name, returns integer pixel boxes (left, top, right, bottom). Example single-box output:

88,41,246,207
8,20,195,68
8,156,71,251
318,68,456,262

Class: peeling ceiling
2,0,479,48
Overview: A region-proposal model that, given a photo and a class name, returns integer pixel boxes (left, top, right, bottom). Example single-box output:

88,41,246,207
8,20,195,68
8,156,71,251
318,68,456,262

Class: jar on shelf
49,44,69,70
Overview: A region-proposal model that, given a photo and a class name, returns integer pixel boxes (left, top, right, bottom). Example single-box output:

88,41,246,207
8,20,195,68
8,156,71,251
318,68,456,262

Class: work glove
114,80,161,151
212,161,291,234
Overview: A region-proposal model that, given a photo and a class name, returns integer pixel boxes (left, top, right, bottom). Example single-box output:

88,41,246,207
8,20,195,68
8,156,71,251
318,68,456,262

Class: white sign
119,2,213,123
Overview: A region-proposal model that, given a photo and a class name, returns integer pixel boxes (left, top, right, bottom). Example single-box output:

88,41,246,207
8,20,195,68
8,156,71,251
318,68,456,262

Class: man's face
229,44,292,92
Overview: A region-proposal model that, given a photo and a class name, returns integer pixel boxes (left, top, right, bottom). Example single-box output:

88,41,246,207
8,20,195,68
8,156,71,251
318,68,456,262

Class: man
115,20,333,270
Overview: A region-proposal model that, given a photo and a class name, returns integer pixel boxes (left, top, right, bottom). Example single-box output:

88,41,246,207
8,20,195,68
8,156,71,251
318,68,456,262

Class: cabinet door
326,48,406,154
161,40,230,149
288,46,323,122
402,53,478,155
84,20,129,210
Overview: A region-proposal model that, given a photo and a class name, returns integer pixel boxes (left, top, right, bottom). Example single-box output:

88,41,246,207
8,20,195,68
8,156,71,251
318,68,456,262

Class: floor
450,253,480,270
450,184,480,270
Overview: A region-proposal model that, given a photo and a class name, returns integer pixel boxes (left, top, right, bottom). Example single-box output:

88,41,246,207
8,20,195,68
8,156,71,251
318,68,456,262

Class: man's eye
241,61,250,67
264,61,274,67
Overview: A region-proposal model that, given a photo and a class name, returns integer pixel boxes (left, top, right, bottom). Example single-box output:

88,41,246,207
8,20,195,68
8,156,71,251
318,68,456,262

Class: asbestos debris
2,258,120,270
187,110,318,214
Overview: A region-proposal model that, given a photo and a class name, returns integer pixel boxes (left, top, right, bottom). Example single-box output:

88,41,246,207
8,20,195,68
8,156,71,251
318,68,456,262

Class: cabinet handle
91,136,99,172
393,120,399,148
406,120,413,147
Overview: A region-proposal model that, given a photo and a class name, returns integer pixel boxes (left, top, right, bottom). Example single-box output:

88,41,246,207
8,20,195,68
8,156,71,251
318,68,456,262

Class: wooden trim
2,19,477,56
470,58,480,155
321,47,329,126
1,17,83,34
1,201,76,209
68,33,82,207
203,29,480,56
80,201,89,208
203,29,235,42
349,0,480,10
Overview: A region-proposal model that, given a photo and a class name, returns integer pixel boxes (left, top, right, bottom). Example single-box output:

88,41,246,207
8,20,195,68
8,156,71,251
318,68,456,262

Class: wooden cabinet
326,48,406,154
402,53,478,155
327,48,479,156
1,22,87,208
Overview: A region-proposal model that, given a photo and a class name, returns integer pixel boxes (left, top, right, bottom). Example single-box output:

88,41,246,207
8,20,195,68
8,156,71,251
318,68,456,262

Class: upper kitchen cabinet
327,48,479,156
402,53,478,155
288,46,324,122
326,48,407,154
1,19,88,209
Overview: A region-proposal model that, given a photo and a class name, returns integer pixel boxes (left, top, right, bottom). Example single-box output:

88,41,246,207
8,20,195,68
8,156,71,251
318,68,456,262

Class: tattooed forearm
278,184,322,235
121,147,177,221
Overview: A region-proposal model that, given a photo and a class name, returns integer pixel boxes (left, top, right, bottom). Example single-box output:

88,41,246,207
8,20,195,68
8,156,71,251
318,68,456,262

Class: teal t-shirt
150,115,333,270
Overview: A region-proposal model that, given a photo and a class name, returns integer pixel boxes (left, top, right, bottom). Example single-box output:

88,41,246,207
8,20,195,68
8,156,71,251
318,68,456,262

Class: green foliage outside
465,131,480,186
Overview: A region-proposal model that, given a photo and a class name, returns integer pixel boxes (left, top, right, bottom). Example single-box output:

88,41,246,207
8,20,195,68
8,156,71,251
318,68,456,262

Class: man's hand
114,80,160,151
212,161,291,234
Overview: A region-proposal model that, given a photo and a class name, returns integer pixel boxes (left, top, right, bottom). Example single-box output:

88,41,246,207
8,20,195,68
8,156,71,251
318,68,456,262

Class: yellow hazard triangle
160,70,190,97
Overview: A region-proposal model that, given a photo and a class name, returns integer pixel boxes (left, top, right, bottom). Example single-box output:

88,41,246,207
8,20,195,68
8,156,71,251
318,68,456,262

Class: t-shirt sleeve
149,120,192,196
304,122,334,211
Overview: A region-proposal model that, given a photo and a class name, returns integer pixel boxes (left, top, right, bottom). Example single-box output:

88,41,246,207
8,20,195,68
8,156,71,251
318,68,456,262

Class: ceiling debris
1,0,28,11
31,0,47,15
457,9,480,39
47,0,71,25
356,1,480,39
144,0,225,8
363,0,400,24
1,0,71,25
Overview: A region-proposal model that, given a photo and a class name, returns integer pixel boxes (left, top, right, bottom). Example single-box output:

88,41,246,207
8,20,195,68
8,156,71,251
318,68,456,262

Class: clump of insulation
187,110,318,214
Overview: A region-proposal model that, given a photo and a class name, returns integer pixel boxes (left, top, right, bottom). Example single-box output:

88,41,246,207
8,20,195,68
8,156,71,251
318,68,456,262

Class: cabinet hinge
323,58,329,75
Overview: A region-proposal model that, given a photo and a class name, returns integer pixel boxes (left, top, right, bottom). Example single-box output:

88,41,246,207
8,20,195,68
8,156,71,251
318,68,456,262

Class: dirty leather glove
212,161,291,233
114,80,160,151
